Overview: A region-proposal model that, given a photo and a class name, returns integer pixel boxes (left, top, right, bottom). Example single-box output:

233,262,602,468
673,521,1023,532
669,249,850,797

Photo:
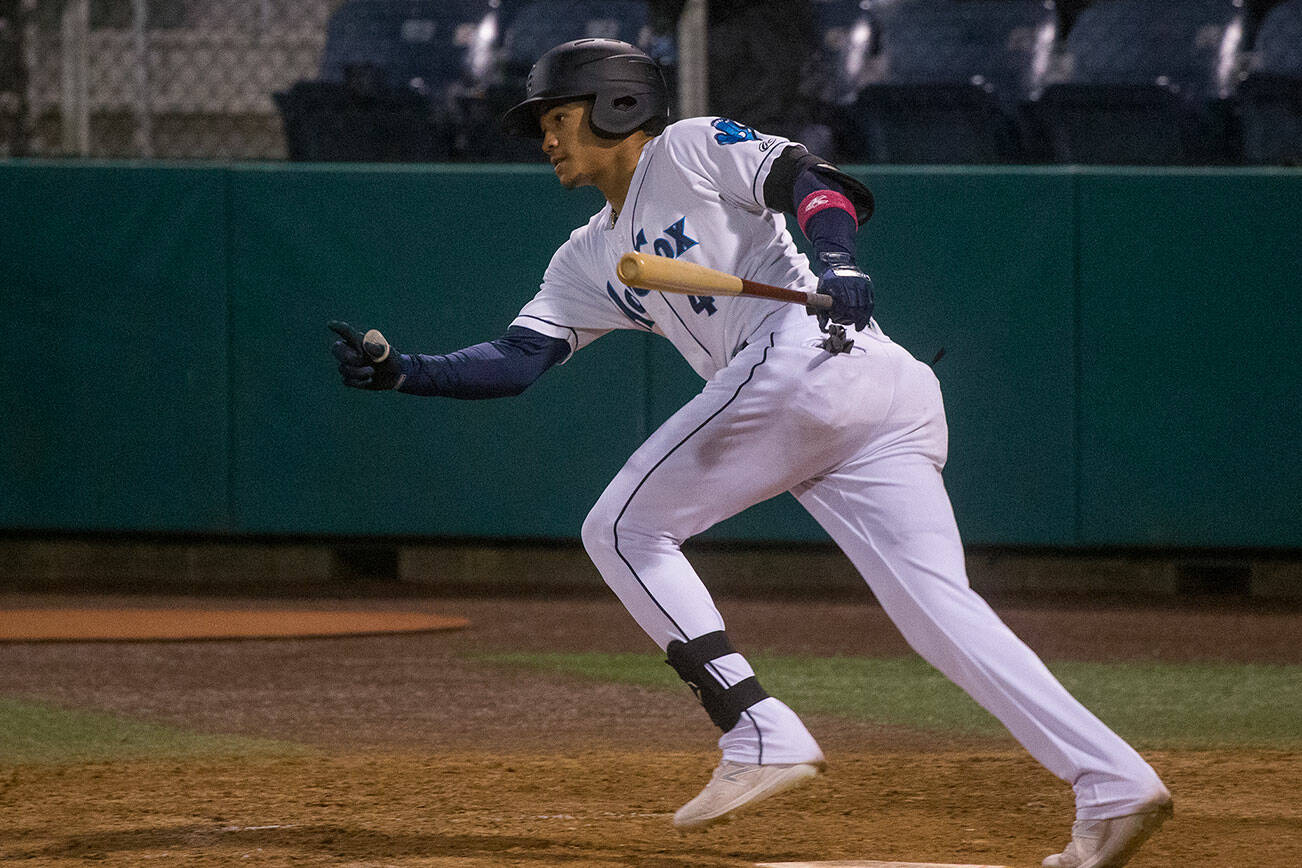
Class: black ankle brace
665,630,769,732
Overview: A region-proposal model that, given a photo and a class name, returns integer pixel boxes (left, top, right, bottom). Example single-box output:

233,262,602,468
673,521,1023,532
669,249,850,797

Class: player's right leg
797,451,1171,806
794,347,1170,864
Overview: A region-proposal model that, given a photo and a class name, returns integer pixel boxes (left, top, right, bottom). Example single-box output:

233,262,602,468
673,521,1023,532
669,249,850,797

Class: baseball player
330,39,1172,868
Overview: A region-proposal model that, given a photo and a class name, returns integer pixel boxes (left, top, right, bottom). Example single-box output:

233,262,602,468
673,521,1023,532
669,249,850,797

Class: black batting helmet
501,38,669,139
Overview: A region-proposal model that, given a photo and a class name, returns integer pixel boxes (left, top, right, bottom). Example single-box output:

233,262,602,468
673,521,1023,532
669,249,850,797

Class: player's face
538,101,614,190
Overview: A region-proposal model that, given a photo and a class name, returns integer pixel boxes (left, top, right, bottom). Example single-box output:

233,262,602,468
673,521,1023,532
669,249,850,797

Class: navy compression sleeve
793,170,857,259
397,326,570,399
763,144,873,261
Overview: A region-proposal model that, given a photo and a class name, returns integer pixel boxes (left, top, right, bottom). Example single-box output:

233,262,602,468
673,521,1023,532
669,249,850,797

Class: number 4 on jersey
688,295,717,315
635,218,717,316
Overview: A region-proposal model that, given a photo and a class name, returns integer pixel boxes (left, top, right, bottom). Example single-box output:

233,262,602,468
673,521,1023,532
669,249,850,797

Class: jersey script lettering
711,118,759,145
625,217,716,321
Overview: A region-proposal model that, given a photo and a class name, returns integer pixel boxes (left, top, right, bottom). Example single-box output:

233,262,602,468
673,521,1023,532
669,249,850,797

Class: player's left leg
581,337,829,768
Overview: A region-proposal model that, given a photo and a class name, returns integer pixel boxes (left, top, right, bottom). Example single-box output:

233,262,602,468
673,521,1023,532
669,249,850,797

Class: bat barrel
617,251,832,310
617,251,745,296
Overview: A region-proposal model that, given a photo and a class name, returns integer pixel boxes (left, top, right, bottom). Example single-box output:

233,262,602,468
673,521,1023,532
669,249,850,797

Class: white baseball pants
580,324,1167,821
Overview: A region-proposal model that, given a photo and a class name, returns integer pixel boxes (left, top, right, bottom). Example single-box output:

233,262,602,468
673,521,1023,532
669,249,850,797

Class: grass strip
474,651,1302,750
0,697,305,765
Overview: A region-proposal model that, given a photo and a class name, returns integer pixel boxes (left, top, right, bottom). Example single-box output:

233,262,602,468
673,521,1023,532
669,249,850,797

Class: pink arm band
796,189,858,237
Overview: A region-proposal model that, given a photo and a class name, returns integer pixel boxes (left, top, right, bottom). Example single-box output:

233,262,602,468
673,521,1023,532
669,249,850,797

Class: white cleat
673,759,824,830
1042,798,1174,868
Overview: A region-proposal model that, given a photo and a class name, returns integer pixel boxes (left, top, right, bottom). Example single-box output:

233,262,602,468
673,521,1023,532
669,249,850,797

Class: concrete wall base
1,537,1297,602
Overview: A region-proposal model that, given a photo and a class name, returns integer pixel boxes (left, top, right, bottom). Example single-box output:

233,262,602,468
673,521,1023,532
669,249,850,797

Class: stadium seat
275,0,503,162
1027,0,1247,164
275,79,450,162
800,0,877,157
1235,0,1302,164
497,0,655,79
804,0,878,107
835,0,1059,164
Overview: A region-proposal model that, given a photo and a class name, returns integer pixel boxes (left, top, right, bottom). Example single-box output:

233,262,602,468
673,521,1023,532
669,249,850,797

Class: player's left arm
763,145,876,331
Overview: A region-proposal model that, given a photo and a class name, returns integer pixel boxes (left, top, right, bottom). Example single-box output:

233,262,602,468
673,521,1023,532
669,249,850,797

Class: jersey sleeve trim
508,313,581,360
749,138,792,210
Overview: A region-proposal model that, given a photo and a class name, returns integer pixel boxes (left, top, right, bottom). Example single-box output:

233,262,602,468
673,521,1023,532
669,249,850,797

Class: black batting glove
328,320,406,390
815,252,875,332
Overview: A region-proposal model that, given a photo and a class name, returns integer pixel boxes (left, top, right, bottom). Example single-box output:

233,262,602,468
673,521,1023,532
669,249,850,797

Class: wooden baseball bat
617,251,833,310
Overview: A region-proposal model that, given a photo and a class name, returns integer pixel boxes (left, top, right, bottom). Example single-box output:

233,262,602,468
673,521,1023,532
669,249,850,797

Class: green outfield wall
2,162,1298,548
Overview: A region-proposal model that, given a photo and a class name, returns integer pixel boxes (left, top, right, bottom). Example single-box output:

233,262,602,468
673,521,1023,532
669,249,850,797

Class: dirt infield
0,607,468,642
2,594,1300,867
8,747,1299,867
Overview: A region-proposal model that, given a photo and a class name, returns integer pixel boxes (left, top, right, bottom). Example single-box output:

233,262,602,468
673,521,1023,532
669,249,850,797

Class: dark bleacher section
274,0,672,163
497,0,652,71
1236,0,1302,164
1026,0,1247,165
272,0,1302,165
275,0,501,161
829,0,1058,163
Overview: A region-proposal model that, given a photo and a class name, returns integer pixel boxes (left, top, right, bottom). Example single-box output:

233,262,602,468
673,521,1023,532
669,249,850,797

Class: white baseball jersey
511,117,821,380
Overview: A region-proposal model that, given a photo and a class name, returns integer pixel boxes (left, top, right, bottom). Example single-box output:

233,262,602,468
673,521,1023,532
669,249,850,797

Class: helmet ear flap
589,89,654,138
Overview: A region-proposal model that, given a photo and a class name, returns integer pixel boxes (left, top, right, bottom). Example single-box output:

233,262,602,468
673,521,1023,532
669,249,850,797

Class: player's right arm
329,227,628,398
401,327,570,397
329,320,570,398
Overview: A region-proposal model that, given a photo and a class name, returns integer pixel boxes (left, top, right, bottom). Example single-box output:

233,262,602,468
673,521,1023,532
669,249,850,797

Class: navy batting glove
328,320,406,390
815,252,874,332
